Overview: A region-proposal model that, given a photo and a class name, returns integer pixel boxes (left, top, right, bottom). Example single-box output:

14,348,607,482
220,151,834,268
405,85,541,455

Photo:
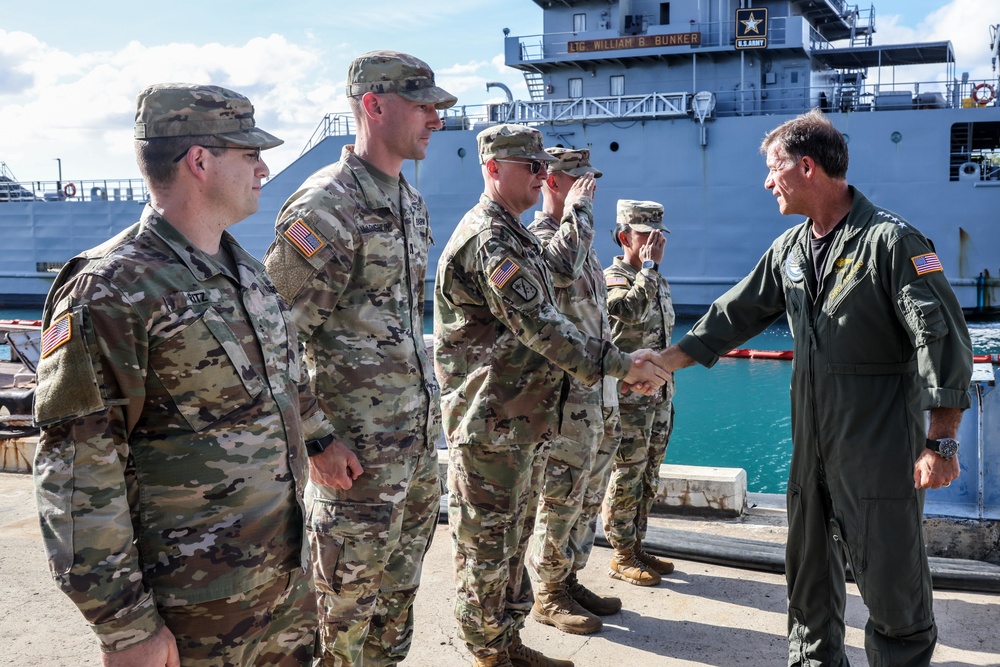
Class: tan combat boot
608,548,661,586
473,650,514,667
529,580,602,634
508,631,575,667
565,572,622,615
635,541,675,575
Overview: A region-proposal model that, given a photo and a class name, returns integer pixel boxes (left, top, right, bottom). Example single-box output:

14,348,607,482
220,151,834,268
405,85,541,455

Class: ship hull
1,107,998,313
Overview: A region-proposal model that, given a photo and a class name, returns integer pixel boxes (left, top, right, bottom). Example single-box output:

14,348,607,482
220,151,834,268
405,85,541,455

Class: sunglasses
494,158,547,174
172,145,262,163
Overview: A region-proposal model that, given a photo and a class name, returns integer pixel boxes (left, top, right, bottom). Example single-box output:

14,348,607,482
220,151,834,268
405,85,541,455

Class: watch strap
306,433,335,457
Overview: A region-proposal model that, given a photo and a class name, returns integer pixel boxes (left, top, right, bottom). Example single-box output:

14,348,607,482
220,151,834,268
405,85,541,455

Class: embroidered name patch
911,253,942,275
41,313,72,359
284,219,324,258
490,258,520,288
606,275,628,287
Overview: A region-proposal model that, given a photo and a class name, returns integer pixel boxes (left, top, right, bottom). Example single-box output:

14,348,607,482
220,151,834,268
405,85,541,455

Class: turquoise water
7,307,997,494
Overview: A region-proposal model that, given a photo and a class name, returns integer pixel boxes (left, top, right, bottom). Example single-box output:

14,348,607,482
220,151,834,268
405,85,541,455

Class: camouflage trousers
602,401,673,551
306,442,441,667
528,402,621,583
448,440,549,659
159,567,316,666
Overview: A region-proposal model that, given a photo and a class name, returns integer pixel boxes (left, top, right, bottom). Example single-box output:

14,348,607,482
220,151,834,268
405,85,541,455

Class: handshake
620,345,693,396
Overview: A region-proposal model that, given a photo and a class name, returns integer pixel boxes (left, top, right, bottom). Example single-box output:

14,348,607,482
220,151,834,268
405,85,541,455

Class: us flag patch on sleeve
911,253,942,275
490,258,520,288
41,313,72,359
606,275,628,287
284,219,325,258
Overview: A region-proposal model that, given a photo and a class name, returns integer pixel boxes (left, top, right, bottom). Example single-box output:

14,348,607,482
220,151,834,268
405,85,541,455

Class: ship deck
2,472,998,665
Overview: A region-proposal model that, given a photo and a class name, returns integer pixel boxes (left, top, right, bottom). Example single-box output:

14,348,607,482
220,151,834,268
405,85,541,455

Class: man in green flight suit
656,109,973,666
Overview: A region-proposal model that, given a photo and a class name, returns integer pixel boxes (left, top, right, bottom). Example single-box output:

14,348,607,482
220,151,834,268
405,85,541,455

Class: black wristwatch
926,437,959,460
641,259,659,272
305,434,335,457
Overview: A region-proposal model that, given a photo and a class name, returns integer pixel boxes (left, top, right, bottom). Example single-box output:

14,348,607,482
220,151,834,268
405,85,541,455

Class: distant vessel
1,0,999,315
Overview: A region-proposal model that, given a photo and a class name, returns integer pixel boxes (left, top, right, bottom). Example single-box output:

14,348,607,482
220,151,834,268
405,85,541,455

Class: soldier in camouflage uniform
602,199,678,587
434,125,671,667
525,148,623,636
262,51,455,667
33,83,348,666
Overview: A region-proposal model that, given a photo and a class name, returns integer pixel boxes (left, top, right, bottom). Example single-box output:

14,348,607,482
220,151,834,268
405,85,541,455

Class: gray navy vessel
1,0,999,315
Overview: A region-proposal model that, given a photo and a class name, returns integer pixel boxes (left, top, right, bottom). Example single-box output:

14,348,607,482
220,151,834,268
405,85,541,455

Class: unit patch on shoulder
911,253,942,276
490,258,520,288
284,219,325,258
511,276,538,301
606,275,628,288
41,313,72,359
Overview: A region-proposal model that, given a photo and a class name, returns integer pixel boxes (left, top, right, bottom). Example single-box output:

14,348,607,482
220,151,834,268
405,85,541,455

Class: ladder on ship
847,3,875,48
523,70,546,101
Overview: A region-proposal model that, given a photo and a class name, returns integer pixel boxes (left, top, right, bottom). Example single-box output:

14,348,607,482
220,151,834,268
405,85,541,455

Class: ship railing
0,178,148,203
299,114,357,156
493,93,690,123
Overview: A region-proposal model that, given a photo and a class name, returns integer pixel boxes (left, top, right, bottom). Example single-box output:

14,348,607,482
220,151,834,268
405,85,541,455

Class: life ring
63,183,77,197
972,83,996,104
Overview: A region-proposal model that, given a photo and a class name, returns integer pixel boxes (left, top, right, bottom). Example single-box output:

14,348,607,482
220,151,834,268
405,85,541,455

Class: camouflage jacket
528,210,618,410
605,256,676,406
433,194,631,447
264,146,440,465
33,207,330,651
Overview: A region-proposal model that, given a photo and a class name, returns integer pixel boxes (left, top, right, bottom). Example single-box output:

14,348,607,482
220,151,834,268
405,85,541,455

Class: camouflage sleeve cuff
92,592,165,652
677,333,720,368
602,342,632,379
300,408,336,443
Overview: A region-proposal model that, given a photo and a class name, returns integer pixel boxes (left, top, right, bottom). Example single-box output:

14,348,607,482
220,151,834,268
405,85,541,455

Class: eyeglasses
172,145,262,163
494,158,547,174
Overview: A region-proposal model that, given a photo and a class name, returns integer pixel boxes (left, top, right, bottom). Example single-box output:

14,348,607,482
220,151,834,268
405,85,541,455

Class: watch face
938,439,959,458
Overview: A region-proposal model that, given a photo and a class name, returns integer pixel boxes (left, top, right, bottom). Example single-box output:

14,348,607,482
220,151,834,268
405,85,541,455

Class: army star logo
742,12,762,33
511,277,538,301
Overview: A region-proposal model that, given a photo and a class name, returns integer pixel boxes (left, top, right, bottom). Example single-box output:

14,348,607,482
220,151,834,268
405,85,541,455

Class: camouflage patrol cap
134,83,283,148
546,147,603,178
617,199,669,233
477,124,556,163
347,50,457,110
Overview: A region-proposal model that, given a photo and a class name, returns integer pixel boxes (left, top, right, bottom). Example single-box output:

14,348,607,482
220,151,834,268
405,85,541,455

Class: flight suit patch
911,253,942,275
785,256,803,282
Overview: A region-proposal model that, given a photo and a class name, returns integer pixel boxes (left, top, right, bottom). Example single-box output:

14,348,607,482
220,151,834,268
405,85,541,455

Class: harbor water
6,308,999,494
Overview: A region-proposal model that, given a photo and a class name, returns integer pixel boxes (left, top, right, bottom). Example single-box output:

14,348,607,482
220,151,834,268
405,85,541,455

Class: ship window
574,13,586,33
660,3,670,25
569,78,583,98
949,121,1000,181
790,71,799,84
611,75,625,96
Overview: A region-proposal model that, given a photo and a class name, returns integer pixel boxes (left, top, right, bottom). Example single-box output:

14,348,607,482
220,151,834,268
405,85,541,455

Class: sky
1,0,997,183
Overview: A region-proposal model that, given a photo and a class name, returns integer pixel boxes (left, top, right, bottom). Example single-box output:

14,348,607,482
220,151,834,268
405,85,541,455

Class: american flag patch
41,313,72,359
284,219,324,258
911,253,942,275
490,258,520,288
606,275,628,287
